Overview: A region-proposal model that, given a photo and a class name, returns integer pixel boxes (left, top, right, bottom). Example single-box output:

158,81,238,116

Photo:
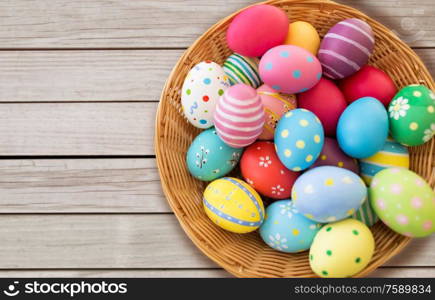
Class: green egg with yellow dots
388,85,435,146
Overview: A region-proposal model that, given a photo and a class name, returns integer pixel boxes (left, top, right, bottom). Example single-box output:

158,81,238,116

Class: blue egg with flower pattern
186,127,243,181
259,200,322,253
275,109,324,171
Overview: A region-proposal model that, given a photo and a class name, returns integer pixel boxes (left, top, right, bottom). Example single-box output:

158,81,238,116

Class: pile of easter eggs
181,4,435,278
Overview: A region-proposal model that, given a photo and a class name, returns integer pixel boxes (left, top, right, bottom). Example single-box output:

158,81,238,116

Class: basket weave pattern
156,0,434,277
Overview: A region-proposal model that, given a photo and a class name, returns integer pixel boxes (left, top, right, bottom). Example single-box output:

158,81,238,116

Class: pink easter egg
214,84,265,148
257,84,297,140
226,5,289,57
259,45,322,94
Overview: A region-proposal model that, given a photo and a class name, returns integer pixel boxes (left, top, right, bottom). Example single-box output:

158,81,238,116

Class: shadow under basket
155,0,435,277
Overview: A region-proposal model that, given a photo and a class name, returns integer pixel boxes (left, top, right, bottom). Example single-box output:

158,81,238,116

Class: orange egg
257,84,297,140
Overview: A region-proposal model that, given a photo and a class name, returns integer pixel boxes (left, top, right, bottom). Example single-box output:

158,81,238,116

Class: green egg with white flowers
388,84,435,146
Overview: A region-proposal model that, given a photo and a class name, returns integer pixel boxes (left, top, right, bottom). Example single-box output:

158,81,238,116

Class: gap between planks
0,49,433,102
0,0,433,48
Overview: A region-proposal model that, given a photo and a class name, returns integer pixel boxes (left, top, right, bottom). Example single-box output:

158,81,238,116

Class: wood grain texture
0,0,433,279
0,102,157,156
0,214,432,269
0,159,168,213
0,0,433,48
0,49,433,102
0,50,181,102
0,268,433,278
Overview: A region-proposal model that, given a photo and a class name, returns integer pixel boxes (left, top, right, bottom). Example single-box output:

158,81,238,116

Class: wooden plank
0,159,168,213
0,49,432,103
0,214,216,269
0,102,156,156
0,50,182,102
0,267,432,278
0,214,432,269
0,0,433,48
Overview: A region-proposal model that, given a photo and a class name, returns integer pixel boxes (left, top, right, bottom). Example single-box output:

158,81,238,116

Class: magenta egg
310,137,359,173
259,45,322,94
226,5,289,57
214,84,265,148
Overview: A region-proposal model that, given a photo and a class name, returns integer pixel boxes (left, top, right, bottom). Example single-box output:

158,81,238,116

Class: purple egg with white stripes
318,18,374,80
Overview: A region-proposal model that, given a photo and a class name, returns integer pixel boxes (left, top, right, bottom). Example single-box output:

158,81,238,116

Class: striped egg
351,198,379,227
214,83,265,148
359,138,409,185
223,53,261,88
257,84,297,140
319,18,374,79
203,177,265,233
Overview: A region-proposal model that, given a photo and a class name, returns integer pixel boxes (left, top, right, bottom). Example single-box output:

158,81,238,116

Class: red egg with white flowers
339,65,397,107
298,77,347,136
240,141,299,199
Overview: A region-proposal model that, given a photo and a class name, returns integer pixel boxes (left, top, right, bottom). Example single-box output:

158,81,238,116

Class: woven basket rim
156,0,434,278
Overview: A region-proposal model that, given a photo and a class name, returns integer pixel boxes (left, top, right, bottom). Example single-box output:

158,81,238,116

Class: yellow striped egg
203,177,265,233
359,138,409,185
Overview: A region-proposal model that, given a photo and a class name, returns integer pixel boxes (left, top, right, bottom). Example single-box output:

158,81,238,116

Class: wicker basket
155,0,434,277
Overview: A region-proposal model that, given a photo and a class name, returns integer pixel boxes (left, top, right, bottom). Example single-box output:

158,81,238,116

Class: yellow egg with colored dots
284,21,320,55
203,177,265,233
309,219,375,277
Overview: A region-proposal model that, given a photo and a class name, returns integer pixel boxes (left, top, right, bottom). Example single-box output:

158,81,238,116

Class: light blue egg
337,97,388,159
274,109,324,171
260,200,322,253
186,128,243,181
292,166,367,223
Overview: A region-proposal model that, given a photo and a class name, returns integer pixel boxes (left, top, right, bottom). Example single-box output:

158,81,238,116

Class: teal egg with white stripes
260,200,322,253
223,53,261,88
351,198,378,227
359,138,409,185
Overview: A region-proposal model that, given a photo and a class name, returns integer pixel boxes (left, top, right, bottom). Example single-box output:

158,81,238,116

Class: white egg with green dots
309,218,375,277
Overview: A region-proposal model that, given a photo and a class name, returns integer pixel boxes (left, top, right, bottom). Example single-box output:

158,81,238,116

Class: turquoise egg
186,128,243,181
275,109,324,171
292,166,367,223
260,200,322,253
337,97,388,159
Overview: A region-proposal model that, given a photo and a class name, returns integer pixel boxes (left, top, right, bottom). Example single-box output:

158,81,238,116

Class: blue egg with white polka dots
292,166,367,223
186,128,243,181
260,200,322,253
275,109,324,171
